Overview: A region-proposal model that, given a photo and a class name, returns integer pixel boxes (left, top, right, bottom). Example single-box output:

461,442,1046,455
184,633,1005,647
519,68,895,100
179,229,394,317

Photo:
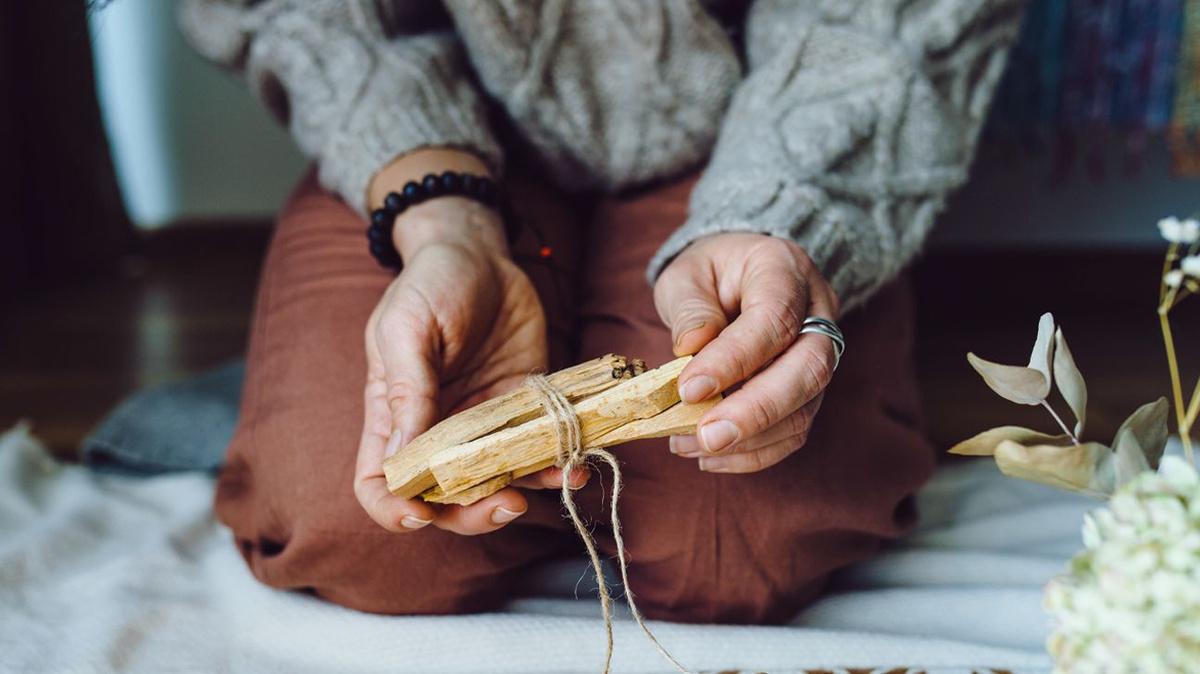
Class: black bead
475,178,496,204
461,174,478,195
402,181,423,203
383,191,405,213
370,208,392,229
422,173,441,196
366,224,388,242
440,171,461,193
369,241,389,258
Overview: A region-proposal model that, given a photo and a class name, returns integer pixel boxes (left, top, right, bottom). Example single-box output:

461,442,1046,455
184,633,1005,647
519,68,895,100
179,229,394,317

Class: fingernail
491,507,525,525
669,435,703,457
680,375,716,404
384,431,405,458
668,436,681,454
698,457,729,473
400,516,432,530
674,322,705,347
700,420,739,453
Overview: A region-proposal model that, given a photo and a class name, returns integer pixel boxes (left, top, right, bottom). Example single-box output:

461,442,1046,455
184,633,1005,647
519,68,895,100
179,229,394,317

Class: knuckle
803,346,836,388
762,299,803,345
386,379,430,411
740,394,778,433
713,341,758,383
735,450,769,474
674,296,720,326
784,407,812,438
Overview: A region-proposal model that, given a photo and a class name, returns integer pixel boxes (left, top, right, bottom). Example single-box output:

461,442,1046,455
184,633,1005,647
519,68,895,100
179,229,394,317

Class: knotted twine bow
524,374,689,674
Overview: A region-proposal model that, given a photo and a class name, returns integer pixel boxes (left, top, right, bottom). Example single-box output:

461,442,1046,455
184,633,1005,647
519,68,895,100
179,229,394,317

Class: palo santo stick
589,396,720,447
423,396,722,505
426,356,692,496
422,474,512,506
384,354,643,499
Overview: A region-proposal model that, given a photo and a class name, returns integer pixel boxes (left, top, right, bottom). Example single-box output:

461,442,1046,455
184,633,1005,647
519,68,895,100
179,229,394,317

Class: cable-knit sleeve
647,0,1027,310
441,0,742,191
178,0,502,215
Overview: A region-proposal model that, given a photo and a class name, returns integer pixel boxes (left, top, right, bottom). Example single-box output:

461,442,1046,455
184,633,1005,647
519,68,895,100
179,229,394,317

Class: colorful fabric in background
990,0,1200,177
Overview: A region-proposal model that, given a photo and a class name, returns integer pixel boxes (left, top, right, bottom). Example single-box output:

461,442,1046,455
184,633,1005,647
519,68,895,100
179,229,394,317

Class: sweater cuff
646,170,891,312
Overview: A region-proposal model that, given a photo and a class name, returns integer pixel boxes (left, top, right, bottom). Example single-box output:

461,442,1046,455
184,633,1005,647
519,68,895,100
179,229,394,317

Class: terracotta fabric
215,169,935,624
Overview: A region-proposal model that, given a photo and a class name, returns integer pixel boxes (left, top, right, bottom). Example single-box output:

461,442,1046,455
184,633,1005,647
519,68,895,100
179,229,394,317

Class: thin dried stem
1161,243,1180,304
1185,376,1200,429
1041,400,1079,444
1171,287,1194,310
1158,307,1194,463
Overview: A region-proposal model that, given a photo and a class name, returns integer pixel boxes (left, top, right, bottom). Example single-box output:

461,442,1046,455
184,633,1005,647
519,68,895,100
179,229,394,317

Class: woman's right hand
353,153,585,536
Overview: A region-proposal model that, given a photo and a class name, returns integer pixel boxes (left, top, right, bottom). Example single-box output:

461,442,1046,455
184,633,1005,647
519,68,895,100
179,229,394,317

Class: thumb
654,256,729,358
375,314,441,459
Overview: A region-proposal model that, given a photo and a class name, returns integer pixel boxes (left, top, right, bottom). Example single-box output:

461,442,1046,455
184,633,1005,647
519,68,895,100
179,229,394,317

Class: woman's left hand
653,233,841,473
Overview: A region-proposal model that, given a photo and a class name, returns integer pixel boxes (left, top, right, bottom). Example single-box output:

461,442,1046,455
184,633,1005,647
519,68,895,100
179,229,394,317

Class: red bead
540,246,552,258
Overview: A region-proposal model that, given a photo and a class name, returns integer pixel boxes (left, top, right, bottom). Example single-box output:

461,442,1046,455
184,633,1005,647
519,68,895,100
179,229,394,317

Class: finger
432,487,530,535
355,373,439,532
695,322,836,454
673,392,823,463
720,393,824,453
669,434,705,458
510,465,591,490
677,246,825,404
653,254,730,358
697,443,795,474
373,295,441,456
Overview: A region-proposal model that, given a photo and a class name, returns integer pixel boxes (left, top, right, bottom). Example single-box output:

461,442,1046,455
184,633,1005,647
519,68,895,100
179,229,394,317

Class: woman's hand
354,151,584,536
654,233,841,473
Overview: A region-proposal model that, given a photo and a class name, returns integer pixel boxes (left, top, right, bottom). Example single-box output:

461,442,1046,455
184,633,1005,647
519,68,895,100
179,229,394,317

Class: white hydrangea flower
1158,217,1200,244
1164,270,1184,288
1045,457,1200,673
1182,256,1200,278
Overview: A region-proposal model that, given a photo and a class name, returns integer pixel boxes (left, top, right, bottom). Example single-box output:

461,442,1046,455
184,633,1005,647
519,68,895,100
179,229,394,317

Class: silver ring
799,317,845,370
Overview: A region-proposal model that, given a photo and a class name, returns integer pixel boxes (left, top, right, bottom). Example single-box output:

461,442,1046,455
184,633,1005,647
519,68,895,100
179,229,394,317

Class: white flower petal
1165,270,1184,288
1158,216,1200,244
1181,256,1200,278
1045,454,1200,671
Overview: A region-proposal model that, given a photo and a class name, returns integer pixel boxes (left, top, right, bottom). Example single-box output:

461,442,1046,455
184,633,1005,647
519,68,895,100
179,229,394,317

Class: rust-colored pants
216,169,935,624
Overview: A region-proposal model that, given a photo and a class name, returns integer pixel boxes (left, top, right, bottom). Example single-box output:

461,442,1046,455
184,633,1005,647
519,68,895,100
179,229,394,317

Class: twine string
524,374,688,674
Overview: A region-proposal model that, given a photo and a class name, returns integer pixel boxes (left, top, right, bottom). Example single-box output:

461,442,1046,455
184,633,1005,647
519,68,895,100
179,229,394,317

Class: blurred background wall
89,0,304,228
88,0,1197,243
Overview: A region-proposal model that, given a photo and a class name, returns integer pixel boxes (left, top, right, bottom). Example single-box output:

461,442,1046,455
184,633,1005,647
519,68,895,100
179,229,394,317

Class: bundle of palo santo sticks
383,354,720,505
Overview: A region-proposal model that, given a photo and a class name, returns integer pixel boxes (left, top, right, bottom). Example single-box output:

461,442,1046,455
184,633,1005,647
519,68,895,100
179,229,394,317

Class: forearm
651,0,1026,310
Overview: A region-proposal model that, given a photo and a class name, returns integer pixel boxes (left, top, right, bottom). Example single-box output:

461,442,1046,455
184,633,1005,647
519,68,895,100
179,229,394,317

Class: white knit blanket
0,424,1087,673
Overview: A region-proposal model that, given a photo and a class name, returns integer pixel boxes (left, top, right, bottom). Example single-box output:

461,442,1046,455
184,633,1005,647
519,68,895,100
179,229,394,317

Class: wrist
392,198,508,262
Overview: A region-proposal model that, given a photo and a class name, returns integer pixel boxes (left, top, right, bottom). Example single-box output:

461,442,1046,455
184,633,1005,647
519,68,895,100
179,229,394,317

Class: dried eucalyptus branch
1156,216,1200,464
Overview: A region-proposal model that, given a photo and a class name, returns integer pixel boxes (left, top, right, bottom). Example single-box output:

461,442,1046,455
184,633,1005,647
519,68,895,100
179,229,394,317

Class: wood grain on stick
426,357,692,496
384,354,642,499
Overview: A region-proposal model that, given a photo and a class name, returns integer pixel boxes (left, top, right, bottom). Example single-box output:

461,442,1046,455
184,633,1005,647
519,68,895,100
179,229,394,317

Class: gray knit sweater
180,0,1025,309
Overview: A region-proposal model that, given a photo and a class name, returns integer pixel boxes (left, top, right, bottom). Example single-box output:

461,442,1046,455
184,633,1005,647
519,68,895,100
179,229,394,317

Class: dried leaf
965,313,1056,406
1028,313,1056,382
994,439,1113,495
1111,398,1170,488
967,354,1051,405
948,426,1070,456
1052,327,1088,436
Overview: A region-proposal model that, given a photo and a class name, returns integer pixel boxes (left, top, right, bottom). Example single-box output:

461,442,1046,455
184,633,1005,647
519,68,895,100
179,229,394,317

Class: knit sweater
180,0,1025,309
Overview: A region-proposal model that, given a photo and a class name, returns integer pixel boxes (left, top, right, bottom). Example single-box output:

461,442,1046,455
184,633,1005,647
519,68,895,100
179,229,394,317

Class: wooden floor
3,224,1196,457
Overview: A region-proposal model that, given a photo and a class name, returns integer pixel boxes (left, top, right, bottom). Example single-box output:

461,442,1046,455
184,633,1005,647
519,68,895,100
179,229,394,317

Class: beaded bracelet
366,171,521,270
